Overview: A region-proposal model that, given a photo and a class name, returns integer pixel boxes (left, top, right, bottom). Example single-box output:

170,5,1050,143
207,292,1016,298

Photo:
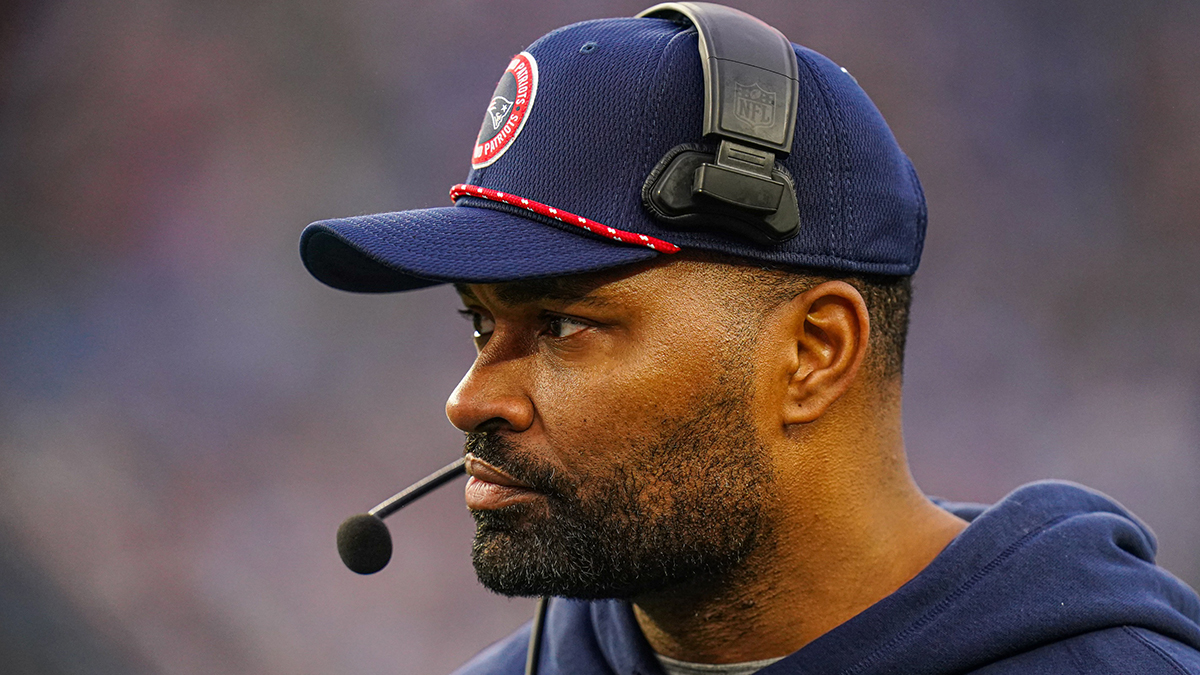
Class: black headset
639,2,801,246
524,4,798,672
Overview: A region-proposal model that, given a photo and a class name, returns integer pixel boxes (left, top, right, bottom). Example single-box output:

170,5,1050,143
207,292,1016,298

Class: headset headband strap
637,2,799,153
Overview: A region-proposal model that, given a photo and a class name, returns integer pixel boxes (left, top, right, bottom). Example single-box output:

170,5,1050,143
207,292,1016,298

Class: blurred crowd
1,1,1197,673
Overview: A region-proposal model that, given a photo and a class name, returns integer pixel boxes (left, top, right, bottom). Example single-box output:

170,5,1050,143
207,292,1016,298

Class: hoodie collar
583,481,1200,675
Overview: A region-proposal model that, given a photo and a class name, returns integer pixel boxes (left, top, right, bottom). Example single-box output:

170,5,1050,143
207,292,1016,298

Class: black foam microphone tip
337,514,393,575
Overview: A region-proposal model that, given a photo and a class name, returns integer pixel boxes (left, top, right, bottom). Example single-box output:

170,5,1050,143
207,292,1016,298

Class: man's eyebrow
454,284,481,304
453,279,613,307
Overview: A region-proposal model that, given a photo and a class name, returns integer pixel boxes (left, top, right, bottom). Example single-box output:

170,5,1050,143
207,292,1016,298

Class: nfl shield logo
733,82,776,129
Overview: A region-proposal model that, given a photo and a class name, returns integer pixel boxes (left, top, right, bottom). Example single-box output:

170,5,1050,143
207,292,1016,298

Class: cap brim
300,205,662,293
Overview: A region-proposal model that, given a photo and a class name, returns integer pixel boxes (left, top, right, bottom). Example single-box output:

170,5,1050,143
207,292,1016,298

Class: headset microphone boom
335,457,467,575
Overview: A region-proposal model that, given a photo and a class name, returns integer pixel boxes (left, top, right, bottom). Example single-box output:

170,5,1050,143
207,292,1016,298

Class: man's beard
466,374,772,600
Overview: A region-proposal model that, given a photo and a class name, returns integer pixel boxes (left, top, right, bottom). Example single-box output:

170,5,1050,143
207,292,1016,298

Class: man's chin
471,531,671,600
470,533,554,598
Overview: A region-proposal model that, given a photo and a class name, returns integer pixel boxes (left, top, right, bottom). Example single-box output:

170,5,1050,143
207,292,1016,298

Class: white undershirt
654,653,785,675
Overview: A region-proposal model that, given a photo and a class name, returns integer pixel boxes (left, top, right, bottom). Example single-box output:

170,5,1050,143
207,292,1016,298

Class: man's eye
547,316,588,338
458,310,495,338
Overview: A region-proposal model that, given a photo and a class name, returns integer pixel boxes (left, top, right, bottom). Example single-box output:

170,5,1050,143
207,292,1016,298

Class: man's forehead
453,275,617,307
452,257,679,306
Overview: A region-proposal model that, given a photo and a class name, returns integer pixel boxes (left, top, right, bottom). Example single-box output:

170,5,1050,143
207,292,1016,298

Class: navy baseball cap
300,10,926,293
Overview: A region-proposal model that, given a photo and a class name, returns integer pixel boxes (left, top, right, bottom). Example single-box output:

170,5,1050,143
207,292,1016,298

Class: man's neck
631,454,967,664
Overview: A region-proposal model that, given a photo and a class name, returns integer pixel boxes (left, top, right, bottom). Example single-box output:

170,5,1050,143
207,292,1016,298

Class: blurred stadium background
1,0,1198,672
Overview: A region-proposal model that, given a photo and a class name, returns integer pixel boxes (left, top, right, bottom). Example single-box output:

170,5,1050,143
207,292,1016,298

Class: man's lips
464,453,539,510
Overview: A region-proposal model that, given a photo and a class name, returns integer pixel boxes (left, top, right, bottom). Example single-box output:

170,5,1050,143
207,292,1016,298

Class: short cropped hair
691,252,913,381
746,268,912,380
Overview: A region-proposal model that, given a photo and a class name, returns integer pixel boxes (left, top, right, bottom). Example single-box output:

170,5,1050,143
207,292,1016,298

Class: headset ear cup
642,143,800,245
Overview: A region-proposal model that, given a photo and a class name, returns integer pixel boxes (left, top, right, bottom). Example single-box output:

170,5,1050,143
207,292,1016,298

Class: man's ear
775,281,870,425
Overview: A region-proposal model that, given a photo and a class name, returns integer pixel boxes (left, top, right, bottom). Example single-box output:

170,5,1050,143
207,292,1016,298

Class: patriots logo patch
473,52,538,169
486,96,514,130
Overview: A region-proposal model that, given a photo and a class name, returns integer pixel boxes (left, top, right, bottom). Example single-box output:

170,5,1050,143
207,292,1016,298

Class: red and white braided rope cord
449,184,680,254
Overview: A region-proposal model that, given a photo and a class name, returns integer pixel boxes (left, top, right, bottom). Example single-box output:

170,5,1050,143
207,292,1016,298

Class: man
300,4,1200,674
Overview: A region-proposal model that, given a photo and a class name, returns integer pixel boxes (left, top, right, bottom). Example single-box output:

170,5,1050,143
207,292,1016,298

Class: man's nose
445,358,534,434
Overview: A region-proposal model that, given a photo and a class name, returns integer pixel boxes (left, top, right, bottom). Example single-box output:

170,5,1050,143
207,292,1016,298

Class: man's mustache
463,433,573,497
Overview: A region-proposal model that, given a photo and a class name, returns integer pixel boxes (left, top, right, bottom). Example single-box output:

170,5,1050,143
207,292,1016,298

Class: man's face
448,259,776,599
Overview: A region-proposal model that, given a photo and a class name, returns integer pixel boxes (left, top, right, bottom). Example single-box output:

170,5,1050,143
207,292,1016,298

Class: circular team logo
472,51,538,169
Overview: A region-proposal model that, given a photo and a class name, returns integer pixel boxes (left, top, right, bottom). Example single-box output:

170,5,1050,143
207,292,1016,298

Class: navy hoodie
453,481,1200,674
